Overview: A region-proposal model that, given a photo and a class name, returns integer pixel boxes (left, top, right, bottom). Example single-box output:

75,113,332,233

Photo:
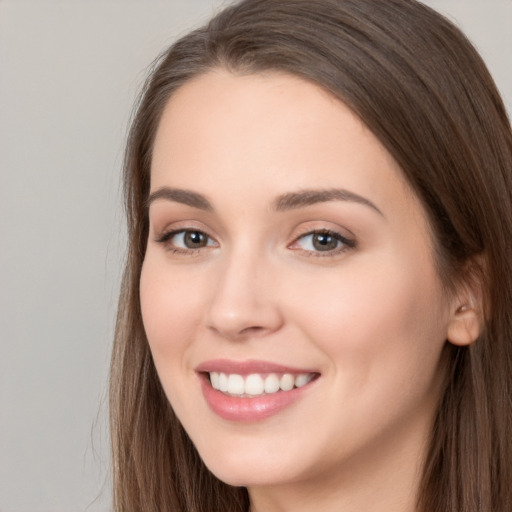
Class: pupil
313,233,337,251
184,231,206,248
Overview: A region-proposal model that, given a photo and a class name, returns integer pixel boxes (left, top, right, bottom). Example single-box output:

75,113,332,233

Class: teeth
295,374,310,388
227,374,245,394
219,372,228,392
209,372,314,397
210,371,220,390
264,373,280,393
245,374,264,395
280,374,294,391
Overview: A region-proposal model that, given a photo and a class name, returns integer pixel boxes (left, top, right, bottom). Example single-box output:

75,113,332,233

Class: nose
205,249,284,341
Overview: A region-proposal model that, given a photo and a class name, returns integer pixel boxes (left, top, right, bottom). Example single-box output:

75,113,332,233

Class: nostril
239,325,268,337
208,323,268,340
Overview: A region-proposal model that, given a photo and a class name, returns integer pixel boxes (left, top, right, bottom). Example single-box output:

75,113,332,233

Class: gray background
1,1,510,511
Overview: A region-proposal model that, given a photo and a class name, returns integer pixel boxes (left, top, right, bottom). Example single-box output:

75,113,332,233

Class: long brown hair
110,1,512,510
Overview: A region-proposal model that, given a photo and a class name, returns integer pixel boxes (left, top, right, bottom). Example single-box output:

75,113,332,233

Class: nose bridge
205,242,282,339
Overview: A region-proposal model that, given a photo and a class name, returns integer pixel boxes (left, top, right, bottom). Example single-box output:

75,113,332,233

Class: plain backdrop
0,1,511,511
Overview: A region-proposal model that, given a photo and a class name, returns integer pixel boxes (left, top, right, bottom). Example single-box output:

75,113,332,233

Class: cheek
139,257,202,359
287,254,448,390
281,257,449,460
139,256,211,421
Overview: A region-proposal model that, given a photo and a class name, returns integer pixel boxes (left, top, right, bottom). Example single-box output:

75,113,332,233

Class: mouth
207,371,317,397
196,360,320,421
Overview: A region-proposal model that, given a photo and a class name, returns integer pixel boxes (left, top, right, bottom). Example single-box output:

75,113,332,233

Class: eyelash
289,229,356,257
155,228,356,257
155,229,216,255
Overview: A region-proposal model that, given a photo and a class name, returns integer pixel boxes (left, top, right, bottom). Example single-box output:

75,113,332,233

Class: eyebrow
273,189,384,216
146,187,213,211
146,186,383,216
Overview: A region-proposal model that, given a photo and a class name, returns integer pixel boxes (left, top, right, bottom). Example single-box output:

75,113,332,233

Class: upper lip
195,358,318,376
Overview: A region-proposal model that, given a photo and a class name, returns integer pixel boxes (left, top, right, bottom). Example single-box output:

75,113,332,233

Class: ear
446,270,484,347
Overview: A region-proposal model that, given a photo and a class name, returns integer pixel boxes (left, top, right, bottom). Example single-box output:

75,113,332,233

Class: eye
290,230,355,254
156,229,217,252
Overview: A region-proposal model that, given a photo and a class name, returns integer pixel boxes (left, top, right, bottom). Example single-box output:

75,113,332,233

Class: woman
110,0,512,511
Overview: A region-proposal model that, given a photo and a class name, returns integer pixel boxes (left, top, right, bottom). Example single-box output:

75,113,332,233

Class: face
140,70,456,494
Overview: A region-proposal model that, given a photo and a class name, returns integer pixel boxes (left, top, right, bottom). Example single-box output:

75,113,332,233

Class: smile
196,360,320,421
209,372,315,397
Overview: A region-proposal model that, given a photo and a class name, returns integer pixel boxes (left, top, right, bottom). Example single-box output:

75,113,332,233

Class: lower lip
199,374,316,422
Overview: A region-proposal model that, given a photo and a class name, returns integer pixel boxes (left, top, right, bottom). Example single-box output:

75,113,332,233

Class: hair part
110,1,512,510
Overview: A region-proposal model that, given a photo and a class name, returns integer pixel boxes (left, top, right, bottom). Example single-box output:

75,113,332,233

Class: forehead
151,69,417,217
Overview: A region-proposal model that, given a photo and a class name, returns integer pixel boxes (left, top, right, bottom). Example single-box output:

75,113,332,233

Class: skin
140,70,477,512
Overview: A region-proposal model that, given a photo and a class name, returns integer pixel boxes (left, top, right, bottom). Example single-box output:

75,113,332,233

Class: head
110,1,512,511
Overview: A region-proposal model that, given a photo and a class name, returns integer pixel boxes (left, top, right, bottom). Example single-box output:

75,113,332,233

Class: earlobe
446,257,486,347
446,302,482,346
446,273,484,346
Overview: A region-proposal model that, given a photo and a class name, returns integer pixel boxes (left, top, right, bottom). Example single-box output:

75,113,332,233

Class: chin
190,428,312,488
203,457,291,488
